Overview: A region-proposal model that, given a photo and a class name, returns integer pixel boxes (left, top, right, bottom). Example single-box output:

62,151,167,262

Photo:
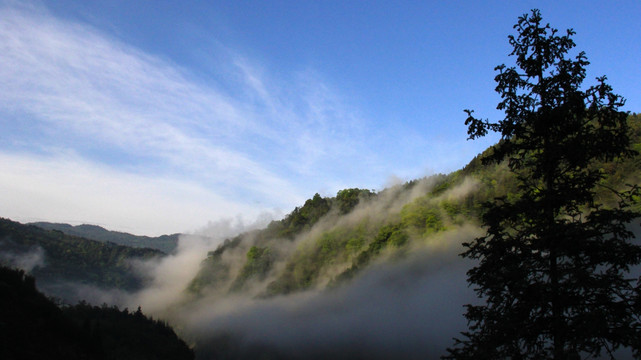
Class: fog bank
169,227,481,359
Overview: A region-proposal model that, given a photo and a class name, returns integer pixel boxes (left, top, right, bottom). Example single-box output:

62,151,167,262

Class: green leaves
229,246,273,292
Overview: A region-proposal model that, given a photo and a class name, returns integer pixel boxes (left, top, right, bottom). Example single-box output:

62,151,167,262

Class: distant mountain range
0,218,164,301
29,222,180,254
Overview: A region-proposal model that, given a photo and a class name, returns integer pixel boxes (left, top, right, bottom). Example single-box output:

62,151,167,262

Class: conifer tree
446,9,641,359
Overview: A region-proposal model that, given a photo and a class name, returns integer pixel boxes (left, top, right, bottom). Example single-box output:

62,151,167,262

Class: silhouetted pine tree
446,9,641,359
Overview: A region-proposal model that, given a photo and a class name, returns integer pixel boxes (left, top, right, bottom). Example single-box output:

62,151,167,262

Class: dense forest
0,265,193,360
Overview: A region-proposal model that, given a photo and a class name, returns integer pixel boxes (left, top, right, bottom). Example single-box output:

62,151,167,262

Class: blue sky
1,0,640,235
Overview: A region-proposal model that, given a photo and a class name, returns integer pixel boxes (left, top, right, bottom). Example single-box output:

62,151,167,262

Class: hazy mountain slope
186,113,641,300
167,114,640,359
0,218,163,296
30,222,180,254
187,174,474,298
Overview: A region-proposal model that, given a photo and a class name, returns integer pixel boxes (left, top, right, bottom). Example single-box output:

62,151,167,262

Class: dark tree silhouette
446,9,641,359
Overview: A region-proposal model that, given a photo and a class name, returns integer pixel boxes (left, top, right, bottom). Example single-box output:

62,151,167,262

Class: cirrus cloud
0,0,382,234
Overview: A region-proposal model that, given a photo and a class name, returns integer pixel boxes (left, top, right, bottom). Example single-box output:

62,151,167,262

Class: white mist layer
0,244,45,272
178,226,482,359
14,176,486,358
132,215,276,313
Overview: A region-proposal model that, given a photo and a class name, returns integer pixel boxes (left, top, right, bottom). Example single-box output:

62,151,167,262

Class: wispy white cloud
0,1,381,233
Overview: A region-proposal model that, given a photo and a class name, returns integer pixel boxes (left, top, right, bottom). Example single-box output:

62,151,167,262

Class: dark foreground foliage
0,265,193,360
63,302,194,360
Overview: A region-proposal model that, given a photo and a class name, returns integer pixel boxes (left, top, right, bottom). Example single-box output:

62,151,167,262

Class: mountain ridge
29,221,180,254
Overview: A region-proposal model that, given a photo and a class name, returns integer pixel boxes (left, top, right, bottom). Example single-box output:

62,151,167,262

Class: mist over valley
2,1,641,358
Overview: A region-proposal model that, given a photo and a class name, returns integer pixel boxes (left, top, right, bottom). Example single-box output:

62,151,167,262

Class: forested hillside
165,113,638,359
0,218,163,293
